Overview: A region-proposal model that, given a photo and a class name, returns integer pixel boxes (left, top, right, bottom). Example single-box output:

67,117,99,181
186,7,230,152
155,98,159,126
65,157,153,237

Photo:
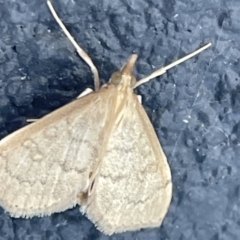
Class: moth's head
109,54,137,88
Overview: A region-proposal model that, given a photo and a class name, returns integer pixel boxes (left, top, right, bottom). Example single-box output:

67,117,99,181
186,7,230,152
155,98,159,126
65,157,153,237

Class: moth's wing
0,88,115,217
82,94,172,234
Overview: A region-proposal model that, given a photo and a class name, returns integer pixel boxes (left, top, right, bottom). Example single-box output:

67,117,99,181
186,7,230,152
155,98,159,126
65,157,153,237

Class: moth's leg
137,95,142,104
26,119,38,123
46,0,100,92
76,88,93,99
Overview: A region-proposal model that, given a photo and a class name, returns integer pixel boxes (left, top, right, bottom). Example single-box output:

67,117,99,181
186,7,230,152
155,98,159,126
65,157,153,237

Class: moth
0,0,211,235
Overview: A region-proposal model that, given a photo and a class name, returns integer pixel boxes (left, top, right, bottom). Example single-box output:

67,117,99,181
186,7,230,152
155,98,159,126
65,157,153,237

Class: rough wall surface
0,0,239,239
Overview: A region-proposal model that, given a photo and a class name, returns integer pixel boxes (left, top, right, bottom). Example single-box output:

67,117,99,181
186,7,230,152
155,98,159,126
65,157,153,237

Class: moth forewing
80,84,172,235
0,90,115,217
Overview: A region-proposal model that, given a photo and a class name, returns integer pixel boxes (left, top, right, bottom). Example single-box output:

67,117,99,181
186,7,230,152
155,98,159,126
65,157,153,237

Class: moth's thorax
100,80,135,124
104,80,134,98
109,71,137,89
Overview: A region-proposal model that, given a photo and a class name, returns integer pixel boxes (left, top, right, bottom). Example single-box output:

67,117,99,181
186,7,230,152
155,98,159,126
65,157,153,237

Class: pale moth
0,0,211,235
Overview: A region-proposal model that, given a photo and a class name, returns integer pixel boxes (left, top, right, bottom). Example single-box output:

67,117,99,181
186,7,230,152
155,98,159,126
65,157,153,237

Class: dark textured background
0,0,239,239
